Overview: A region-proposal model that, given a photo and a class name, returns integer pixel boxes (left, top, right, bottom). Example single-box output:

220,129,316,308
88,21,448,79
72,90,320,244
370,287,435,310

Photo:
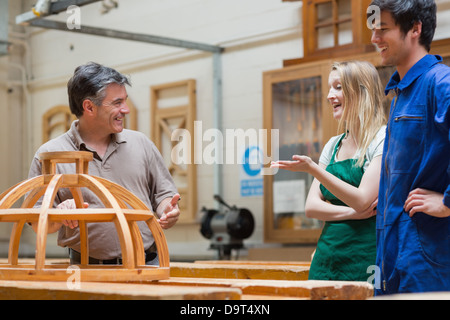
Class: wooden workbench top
0,259,374,300
158,277,373,300
169,262,310,280
0,280,241,300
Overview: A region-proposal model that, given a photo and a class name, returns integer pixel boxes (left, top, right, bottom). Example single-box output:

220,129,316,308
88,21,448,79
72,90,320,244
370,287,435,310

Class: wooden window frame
150,79,197,224
287,0,374,66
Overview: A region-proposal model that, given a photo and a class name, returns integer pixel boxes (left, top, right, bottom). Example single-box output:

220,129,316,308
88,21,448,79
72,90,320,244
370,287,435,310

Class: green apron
308,134,376,281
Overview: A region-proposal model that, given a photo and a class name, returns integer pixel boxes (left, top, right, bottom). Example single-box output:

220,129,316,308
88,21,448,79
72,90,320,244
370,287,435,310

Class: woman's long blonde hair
331,61,386,167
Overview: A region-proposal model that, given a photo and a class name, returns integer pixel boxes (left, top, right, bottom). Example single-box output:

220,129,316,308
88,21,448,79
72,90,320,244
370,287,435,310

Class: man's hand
31,198,89,234
56,199,89,229
404,188,450,218
158,194,181,229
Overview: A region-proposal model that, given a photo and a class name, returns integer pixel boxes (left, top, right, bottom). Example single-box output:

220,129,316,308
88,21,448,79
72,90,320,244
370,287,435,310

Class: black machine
200,195,255,259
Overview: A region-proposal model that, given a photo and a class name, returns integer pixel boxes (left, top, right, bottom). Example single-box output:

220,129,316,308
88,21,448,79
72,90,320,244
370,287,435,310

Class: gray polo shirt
28,120,178,260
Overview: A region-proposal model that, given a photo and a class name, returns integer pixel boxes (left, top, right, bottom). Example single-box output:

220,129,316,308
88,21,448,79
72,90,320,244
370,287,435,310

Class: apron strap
330,133,347,165
330,133,367,168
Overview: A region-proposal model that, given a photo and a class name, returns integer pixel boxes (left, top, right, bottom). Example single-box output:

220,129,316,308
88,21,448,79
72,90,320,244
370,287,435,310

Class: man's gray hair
67,62,131,118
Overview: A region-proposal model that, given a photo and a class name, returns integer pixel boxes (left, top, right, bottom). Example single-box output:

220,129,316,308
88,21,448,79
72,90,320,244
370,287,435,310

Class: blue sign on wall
240,146,263,197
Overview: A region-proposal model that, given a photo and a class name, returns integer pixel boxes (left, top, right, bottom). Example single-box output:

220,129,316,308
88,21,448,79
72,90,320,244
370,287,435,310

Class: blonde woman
271,61,386,281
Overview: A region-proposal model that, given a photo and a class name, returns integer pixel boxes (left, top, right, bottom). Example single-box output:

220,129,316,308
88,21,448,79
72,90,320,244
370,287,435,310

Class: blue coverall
376,54,450,295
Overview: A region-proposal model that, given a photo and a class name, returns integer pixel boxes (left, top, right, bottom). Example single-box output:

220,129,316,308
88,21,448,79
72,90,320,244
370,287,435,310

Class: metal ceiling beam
16,0,102,25
17,0,223,53
29,19,224,53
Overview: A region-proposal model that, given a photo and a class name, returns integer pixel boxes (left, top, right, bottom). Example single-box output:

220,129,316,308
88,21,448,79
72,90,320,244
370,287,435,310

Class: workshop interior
0,0,449,300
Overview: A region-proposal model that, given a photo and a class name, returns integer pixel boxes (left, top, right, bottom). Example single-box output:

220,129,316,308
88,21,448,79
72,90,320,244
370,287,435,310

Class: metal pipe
29,19,224,53
16,0,102,25
0,0,8,56
212,52,223,206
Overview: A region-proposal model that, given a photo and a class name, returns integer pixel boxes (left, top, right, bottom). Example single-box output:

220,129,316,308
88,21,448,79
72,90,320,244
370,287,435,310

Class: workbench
0,258,374,300
0,152,374,301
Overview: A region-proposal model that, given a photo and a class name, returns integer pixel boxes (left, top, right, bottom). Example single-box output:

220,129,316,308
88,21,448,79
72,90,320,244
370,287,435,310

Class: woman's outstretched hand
270,155,314,173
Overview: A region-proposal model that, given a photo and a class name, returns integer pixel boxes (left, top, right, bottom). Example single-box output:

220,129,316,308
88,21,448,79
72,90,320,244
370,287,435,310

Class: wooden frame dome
0,151,170,282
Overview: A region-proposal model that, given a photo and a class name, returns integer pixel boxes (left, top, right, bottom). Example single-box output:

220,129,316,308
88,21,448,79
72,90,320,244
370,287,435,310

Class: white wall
436,0,450,40
14,0,303,260
1,0,450,260
0,0,37,256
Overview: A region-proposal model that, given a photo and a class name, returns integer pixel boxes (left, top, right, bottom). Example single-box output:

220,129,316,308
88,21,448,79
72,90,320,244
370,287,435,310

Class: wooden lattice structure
0,151,170,282
151,79,197,223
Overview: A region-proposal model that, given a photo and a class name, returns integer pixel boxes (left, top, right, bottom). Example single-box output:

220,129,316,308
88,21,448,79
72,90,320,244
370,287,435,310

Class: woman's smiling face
327,70,345,120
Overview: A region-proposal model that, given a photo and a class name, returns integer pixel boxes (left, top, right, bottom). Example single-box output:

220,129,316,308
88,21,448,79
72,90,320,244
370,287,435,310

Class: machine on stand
200,195,255,260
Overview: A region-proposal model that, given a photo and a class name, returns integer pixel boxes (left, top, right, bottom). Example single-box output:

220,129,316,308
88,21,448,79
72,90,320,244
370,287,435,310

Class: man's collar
67,120,127,150
385,54,442,94
67,120,84,150
113,130,127,144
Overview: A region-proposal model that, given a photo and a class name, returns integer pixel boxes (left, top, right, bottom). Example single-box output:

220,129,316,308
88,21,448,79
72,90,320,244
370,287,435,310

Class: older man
29,62,180,265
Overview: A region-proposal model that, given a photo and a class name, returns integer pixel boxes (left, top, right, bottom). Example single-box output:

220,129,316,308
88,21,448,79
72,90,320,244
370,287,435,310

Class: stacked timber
0,258,374,300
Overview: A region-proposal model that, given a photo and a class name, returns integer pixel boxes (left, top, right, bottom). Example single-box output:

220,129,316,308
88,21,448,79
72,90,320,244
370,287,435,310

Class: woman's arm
272,155,382,213
304,177,355,221
304,170,378,221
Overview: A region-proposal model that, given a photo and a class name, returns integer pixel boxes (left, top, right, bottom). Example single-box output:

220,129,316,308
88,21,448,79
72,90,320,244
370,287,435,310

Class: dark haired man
369,0,450,294
29,62,180,265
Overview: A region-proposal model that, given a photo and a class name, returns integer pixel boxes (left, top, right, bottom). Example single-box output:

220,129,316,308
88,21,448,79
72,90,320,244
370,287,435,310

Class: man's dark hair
369,0,437,52
67,62,131,118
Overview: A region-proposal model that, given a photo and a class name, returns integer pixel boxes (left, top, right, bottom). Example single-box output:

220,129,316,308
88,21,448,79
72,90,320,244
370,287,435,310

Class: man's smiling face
371,10,410,67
